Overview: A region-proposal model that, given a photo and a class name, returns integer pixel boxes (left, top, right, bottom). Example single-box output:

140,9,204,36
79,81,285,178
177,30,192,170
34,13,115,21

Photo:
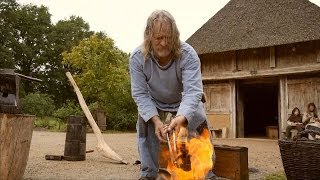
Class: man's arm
176,50,203,123
129,54,158,122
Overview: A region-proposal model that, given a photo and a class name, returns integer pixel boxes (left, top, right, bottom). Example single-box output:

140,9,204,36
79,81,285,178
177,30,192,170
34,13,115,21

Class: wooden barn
187,0,320,138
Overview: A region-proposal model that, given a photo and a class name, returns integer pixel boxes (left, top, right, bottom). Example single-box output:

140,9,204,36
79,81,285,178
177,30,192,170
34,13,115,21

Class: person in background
303,103,320,139
285,107,303,138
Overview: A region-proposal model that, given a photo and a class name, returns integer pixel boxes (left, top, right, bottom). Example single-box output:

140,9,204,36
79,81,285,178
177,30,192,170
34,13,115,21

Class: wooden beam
270,46,276,68
231,51,237,71
15,73,42,82
317,48,320,63
236,81,244,138
202,64,320,81
230,80,236,138
279,77,288,135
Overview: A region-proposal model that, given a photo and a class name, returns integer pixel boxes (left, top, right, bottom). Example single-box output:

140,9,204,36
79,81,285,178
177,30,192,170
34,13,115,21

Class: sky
17,0,320,53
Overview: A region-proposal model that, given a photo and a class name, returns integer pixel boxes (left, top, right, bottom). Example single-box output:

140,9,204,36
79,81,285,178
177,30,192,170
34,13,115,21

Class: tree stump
0,113,35,179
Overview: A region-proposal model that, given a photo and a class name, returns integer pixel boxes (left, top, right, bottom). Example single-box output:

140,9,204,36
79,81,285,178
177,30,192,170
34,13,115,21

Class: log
66,72,127,164
0,113,35,179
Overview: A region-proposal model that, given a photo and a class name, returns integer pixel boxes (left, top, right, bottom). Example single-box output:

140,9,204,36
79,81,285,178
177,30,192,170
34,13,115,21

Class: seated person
303,103,320,139
285,107,303,138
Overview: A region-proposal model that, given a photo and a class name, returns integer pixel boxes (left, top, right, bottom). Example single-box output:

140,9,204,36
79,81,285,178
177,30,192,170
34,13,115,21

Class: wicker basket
278,130,320,180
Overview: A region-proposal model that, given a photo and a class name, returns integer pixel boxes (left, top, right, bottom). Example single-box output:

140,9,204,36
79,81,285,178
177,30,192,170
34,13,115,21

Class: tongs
166,130,179,168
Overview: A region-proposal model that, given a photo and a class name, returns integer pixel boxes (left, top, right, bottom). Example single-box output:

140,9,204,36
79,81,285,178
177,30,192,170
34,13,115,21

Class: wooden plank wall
200,40,320,79
204,82,235,138
200,40,320,136
236,47,270,71
200,51,235,76
277,41,319,68
287,77,320,116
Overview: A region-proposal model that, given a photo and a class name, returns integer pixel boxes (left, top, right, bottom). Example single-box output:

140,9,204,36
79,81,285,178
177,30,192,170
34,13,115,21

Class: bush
53,101,83,120
107,111,136,131
34,117,67,131
21,93,55,117
53,101,83,129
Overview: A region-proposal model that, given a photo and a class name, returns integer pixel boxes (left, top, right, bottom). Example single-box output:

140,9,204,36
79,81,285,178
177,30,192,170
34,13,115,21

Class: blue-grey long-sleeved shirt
129,42,206,129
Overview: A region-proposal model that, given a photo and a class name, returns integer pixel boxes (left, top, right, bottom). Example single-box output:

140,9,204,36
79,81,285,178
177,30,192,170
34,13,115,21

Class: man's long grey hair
142,10,181,60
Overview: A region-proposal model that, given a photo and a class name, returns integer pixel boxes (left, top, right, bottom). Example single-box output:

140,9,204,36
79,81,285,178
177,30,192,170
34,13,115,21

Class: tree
37,16,94,106
10,4,52,93
63,35,137,130
0,0,18,68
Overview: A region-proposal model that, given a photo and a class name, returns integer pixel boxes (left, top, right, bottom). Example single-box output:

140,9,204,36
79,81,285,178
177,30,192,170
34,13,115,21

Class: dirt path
23,131,283,179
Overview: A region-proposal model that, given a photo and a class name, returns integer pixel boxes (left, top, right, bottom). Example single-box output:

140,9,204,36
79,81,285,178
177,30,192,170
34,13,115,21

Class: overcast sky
18,0,320,53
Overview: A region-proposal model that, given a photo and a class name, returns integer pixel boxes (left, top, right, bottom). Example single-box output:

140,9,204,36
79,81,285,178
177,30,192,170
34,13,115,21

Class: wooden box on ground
266,126,278,139
213,145,248,180
0,113,35,179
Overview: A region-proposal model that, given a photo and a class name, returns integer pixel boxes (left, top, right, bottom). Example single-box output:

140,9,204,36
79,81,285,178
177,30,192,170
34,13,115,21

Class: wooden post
231,51,237,72
270,46,276,68
236,81,244,138
279,76,288,134
317,48,320,63
0,114,34,180
230,80,236,138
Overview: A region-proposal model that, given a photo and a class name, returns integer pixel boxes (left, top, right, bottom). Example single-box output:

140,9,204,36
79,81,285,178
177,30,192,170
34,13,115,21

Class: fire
164,128,214,180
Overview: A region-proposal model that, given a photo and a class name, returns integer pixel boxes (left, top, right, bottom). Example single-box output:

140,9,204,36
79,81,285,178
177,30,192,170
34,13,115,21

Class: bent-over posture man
129,10,216,180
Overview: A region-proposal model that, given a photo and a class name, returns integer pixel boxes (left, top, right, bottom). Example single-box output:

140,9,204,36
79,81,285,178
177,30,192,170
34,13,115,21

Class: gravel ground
23,131,283,180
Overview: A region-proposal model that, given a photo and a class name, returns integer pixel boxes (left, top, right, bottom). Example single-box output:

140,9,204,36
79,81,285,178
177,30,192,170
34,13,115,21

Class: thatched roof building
186,0,320,139
187,0,320,54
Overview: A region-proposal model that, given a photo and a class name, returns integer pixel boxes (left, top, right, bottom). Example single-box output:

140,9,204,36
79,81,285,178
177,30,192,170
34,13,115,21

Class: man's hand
151,116,166,142
167,115,187,135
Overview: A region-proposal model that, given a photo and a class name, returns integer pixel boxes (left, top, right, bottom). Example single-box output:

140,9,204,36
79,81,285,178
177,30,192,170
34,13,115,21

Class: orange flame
164,128,214,180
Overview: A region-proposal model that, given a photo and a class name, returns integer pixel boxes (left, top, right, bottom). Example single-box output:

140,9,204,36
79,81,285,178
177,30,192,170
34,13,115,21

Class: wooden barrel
64,116,86,161
0,113,35,180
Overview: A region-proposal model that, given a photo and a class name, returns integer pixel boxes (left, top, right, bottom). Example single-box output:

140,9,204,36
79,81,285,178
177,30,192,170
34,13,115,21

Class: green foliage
0,1,137,131
53,101,83,120
264,171,286,180
0,0,18,68
21,93,55,117
0,1,93,106
38,16,94,106
13,4,52,93
34,117,67,131
63,35,137,130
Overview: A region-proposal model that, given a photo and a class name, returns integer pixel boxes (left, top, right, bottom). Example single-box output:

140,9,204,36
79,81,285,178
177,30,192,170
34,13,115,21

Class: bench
210,127,227,138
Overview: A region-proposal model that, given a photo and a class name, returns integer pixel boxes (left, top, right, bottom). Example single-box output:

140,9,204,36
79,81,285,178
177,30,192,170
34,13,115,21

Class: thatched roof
187,0,320,54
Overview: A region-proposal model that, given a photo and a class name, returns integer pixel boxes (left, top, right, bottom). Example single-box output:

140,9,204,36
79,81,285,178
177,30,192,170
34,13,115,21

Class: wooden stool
211,127,227,138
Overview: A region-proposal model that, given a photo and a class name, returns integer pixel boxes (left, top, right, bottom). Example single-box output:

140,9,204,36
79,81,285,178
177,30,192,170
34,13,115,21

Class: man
129,10,215,179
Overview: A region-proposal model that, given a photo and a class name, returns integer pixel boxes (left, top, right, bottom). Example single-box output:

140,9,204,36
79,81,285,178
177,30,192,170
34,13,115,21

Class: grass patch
34,117,136,133
34,117,67,132
264,171,286,180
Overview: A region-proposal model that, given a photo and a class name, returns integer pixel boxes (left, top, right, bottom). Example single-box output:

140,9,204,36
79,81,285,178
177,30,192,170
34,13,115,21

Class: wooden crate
266,126,278,139
213,145,248,180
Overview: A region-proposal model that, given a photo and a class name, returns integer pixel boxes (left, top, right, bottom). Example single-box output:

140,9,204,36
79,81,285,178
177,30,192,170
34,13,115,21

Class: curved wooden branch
66,72,127,164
